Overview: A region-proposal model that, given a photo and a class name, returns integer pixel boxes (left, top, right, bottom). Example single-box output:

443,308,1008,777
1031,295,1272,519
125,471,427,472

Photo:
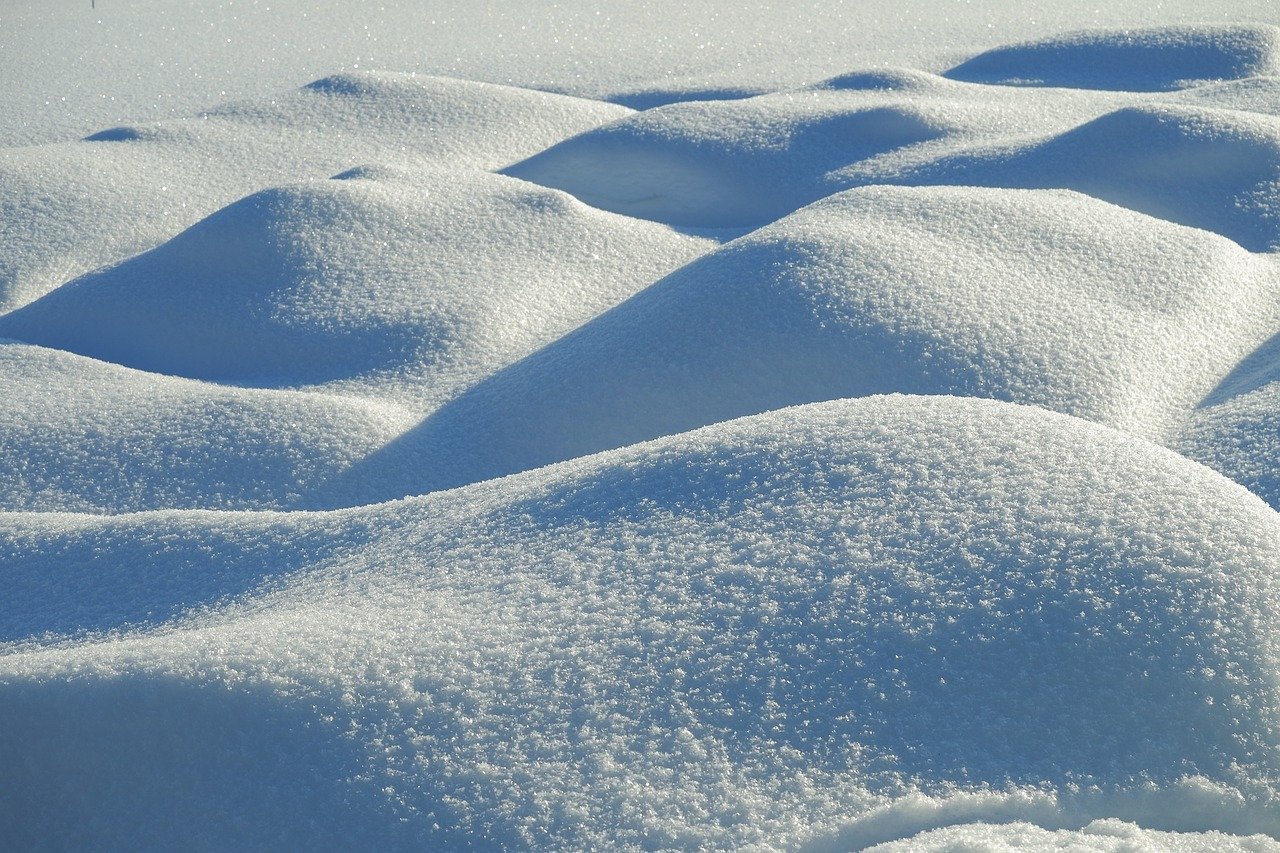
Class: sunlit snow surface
4,9,1280,851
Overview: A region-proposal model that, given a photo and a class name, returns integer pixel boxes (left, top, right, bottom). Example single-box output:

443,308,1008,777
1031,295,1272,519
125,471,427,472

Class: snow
0,73,629,311
0,166,708,407
5,396,1280,849
944,25,1280,91
395,185,1280,491
1180,381,1280,510
838,102,1280,252
0,341,417,513
4,4,1280,850
864,819,1280,851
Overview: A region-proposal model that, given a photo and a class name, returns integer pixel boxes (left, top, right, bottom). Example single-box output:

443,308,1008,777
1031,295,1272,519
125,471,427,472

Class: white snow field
5,3,1280,850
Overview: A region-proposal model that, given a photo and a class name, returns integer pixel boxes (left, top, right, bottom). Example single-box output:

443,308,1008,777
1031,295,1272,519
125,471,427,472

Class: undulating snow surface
6,397,1280,849
4,6,1280,851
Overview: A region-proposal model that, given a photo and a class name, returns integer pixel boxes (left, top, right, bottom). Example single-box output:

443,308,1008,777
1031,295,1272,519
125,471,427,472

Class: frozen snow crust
5,16,1280,851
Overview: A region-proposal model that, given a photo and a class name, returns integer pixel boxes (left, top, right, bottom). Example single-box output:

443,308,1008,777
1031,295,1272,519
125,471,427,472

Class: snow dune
944,24,1280,91
505,96,959,228
384,185,1280,492
0,167,708,409
4,396,1280,848
0,73,629,311
5,15,1280,851
841,103,1280,252
0,342,417,513
504,70,1142,229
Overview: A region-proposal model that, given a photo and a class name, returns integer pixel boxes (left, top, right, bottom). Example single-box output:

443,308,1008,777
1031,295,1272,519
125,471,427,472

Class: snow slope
5,11,1280,852
0,342,418,513
504,70,1141,229
0,166,708,407
1180,381,1280,511
944,25,1280,91
4,396,1280,849
865,819,1280,852
0,73,629,311
385,185,1280,492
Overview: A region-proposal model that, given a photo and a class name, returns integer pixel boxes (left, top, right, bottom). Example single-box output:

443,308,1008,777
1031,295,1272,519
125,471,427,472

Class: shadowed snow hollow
507,55,1280,245
502,71,1150,229
373,185,1280,494
2,396,1279,848
504,96,957,227
1180,381,1280,512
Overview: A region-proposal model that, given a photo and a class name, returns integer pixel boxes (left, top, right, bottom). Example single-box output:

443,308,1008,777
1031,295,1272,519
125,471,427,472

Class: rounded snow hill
505,95,959,228
838,102,1280,251
2,396,1279,848
379,185,1280,493
201,71,633,169
945,25,1280,91
0,341,419,513
503,73,1143,229
0,168,710,409
0,72,630,311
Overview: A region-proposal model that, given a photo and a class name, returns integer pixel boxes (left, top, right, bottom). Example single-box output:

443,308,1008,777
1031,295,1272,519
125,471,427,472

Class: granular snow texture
4,11,1280,852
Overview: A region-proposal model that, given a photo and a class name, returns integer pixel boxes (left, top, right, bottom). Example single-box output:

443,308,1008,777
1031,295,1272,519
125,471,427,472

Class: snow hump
946,25,1280,91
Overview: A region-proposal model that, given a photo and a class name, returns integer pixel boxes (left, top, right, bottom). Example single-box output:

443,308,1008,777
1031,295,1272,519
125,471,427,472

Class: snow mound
0,73,629,311
385,185,1280,492
0,342,417,513
865,819,1280,852
839,103,1280,251
3,396,1280,848
1172,76,1280,117
205,71,631,168
504,69,1165,229
0,168,709,408
945,25,1280,91
504,94,960,227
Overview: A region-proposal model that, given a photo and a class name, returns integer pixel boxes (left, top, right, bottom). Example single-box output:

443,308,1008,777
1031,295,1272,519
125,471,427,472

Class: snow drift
3,396,1280,848
5,13,1280,852
380,185,1280,493
945,25,1280,91
0,168,707,409
0,73,629,311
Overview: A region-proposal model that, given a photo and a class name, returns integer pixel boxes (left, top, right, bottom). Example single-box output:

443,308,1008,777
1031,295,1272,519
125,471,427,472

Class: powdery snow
0,166,709,409
4,396,1280,848
0,342,416,513
3,9,1280,851
0,73,629,311
389,185,1280,492
1180,381,1280,511
864,818,1280,852
944,25,1280,91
